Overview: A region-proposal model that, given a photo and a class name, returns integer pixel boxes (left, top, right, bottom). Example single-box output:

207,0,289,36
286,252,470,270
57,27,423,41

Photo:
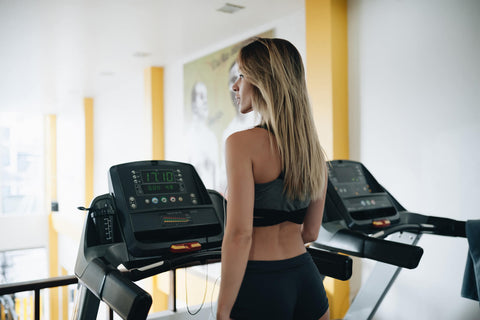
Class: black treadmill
72,160,353,320
312,160,467,319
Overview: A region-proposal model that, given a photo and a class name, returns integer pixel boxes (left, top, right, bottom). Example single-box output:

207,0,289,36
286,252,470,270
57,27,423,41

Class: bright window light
0,112,44,216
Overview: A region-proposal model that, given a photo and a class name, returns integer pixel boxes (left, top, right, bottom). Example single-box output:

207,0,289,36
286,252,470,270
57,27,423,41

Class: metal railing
0,275,78,320
0,270,208,320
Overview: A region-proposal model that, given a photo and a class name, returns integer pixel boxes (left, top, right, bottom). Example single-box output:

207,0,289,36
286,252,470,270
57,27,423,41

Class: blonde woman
217,38,330,320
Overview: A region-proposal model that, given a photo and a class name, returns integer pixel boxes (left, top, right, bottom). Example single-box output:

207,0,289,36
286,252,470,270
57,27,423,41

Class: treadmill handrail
314,227,424,269
123,248,353,282
127,250,222,281
307,247,352,281
76,258,152,320
401,211,467,237
76,247,354,320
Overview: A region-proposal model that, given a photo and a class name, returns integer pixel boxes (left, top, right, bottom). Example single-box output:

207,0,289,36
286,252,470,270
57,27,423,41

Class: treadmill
72,160,353,320
312,160,467,319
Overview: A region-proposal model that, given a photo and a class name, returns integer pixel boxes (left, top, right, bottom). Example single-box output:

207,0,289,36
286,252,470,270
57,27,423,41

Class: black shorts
230,252,329,320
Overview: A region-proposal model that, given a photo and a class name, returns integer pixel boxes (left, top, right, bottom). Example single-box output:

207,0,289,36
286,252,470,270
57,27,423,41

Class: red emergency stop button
170,242,202,253
372,219,391,228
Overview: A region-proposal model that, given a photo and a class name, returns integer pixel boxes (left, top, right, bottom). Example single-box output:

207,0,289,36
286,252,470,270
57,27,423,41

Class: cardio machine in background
73,160,352,320
312,160,469,320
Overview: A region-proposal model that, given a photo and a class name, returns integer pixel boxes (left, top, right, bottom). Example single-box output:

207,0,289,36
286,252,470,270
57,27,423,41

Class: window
0,113,48,319
0,112,44,216
0,248,47,283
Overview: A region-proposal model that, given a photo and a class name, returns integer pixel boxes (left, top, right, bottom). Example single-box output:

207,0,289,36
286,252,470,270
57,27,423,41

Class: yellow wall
145,67,165,160
306,0,349,161
45,114,59,320
306,0,350,318
84,98,94,206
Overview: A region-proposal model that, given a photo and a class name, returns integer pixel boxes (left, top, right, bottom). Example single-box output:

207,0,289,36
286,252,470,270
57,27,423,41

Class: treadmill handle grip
307,247,353,281
102,270,152,320
319,229,424,269
78,258,152,320
363,236,424,269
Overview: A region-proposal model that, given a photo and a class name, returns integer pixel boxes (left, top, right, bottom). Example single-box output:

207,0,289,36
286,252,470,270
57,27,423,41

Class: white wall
57,101,85,213
348,0,480,319
92,67,151,195
56,67,152,209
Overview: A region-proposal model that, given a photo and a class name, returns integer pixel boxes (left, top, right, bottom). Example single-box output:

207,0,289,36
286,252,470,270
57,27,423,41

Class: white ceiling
0,0,305,113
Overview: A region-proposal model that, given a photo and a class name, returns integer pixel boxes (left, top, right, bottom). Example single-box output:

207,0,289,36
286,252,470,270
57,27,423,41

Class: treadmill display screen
141,183,181,194
139,170,181,194
132,168,185,197
329,162,371,197
334,166,361,183
326,160,399,226
141,170,175,183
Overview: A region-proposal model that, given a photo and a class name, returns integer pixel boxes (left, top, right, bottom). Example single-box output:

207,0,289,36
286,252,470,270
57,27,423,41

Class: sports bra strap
253,207,308,227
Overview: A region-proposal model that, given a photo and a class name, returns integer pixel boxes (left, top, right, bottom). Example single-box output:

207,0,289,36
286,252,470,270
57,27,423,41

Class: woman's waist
248,246,307,261
249,225,306,261
245,252,313,273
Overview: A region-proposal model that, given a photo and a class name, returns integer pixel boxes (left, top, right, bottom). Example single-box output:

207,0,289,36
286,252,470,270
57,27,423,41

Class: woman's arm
217,132,255,320
301,173,328,244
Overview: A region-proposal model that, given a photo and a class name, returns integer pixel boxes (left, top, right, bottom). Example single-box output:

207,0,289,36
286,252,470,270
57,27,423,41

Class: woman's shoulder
225,127,269,156
226,127,269,142
226,127,281,182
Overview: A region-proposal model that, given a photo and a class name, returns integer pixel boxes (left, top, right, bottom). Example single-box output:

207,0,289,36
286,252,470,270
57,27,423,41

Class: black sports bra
253,173,310,227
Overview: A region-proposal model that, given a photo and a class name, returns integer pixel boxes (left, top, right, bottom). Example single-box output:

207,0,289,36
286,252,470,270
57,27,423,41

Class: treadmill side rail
314,226,424,269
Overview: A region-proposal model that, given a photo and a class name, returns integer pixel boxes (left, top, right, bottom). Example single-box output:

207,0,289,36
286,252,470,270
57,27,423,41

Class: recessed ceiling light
217,3,245,14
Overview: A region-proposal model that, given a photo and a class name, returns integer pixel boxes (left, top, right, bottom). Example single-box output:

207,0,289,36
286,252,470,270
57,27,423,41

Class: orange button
170,242,202,253
372,219,391,228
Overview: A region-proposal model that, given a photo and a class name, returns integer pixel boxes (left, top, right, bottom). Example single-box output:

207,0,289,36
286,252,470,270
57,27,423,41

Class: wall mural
183,30,273,194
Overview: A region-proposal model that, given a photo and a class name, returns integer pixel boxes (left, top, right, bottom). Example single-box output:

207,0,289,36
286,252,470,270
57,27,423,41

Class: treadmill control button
372,219,391,228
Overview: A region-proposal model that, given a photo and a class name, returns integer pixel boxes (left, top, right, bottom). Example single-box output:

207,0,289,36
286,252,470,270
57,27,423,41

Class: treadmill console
325,160,401,230
108,160,223,260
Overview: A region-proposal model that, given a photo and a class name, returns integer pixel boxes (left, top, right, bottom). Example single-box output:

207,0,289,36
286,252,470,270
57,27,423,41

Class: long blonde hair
237,37,327,200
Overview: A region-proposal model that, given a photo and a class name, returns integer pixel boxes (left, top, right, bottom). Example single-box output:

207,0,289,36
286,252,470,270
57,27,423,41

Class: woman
217,38,330,320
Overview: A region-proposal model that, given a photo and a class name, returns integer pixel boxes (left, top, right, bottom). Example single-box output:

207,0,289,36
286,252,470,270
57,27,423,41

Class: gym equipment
312,160,467,319
72,160,353,320
73,161,225,319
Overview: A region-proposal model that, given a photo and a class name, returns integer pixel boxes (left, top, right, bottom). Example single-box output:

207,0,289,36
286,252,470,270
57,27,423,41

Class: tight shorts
230,252,329,320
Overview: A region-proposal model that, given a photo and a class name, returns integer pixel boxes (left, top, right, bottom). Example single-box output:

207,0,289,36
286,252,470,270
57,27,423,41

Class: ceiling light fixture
217,3,245,14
